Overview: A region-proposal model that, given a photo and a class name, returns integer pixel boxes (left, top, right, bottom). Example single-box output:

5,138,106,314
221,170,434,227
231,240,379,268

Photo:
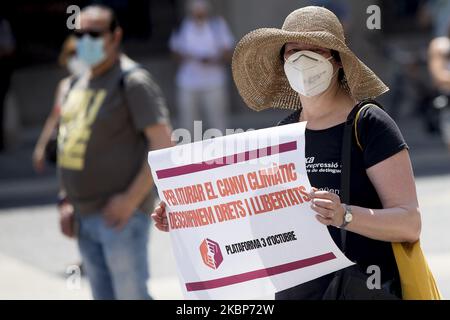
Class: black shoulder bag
321,100,400,300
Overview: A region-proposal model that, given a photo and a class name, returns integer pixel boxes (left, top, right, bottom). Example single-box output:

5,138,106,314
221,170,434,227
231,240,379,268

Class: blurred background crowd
1,0,450,300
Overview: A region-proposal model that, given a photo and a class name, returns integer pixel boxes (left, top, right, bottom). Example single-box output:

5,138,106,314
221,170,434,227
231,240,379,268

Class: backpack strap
340,99,381,252
119,64,143,89
340,103,363,204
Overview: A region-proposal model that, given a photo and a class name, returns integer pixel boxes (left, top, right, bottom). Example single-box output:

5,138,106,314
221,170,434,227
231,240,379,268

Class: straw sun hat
231,6,389,111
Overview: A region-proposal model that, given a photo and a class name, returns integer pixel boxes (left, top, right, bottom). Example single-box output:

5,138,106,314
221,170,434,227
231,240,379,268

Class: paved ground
0,204,182,300
0,173,449,299
1,113,449,300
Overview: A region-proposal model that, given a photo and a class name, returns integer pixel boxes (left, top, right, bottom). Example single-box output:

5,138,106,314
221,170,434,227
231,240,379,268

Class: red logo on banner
200,238,223,269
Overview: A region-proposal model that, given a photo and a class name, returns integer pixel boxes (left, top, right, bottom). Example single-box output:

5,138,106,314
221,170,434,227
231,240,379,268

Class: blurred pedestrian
169,0,234,134
0,15,15,152
32,35,87,173
428,26,450,152
58,5,173,300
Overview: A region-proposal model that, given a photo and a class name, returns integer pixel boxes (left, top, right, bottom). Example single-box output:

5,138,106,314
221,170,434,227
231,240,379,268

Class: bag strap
339,100,379,252
354,103,379,151
118,64,145,114
119,64,143,89
60,75,80,105
340,103,360,252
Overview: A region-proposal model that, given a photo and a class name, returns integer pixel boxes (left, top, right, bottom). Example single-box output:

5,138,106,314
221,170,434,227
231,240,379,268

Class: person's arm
103,123,173,229
169,26,192,65
32,79,67,173
429,37,450,91
350,149,420,243
215,48,233,65
32,109,59,171
204,17,234,65
311,149,421,243
216,17,234,64
311,107,420,243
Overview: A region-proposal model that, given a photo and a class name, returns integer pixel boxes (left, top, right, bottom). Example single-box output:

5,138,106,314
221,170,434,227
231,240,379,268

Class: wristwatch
339,204,353,229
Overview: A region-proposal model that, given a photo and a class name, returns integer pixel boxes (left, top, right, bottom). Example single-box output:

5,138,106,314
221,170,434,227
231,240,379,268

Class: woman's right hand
151,201,169,232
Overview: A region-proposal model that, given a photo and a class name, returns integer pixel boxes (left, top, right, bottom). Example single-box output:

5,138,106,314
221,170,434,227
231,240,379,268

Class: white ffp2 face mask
284,50,335,97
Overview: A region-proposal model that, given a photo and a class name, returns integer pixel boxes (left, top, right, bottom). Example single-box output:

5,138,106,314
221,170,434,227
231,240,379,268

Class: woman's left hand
309,188,345,227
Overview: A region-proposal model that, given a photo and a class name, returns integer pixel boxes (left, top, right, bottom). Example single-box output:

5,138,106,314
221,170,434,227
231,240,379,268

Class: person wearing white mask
152,7,431,300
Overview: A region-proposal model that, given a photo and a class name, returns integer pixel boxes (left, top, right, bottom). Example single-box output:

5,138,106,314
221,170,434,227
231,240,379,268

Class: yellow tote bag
392,241,442,300
355,103,442,300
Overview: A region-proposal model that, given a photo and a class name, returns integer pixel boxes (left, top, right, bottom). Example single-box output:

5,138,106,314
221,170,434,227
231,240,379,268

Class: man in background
58,5,172,299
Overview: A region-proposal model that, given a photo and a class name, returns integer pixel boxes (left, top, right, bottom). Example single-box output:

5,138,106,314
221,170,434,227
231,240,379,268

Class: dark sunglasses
73,30,109,39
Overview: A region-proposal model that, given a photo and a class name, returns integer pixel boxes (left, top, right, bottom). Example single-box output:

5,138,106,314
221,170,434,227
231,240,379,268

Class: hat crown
282,6,345,42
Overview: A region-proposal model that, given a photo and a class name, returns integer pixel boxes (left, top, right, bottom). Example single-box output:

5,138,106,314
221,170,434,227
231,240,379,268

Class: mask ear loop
327,56,342,81
331,65,340,79
332,60,351,96
327,55,349,91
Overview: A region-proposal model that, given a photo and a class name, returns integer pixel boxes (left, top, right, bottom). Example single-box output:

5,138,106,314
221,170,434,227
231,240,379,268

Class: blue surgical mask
76,35,106,67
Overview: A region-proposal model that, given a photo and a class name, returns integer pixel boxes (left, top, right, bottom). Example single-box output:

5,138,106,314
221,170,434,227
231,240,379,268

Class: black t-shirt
275,105,408,300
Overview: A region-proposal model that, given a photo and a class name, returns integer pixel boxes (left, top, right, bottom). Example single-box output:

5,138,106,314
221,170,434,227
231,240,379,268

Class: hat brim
232,28,389,111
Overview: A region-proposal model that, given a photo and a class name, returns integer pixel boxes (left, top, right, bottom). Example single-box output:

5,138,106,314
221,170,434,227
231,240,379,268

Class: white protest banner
147,122,353,299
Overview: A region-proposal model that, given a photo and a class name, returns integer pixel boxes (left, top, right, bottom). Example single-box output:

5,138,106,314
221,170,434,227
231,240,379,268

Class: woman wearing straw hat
152,6,422,299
